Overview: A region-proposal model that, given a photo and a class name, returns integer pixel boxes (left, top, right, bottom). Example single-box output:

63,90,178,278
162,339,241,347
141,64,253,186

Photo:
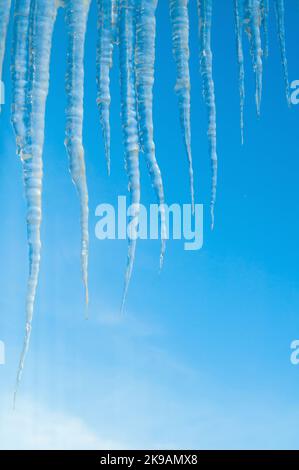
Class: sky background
1,0,299,450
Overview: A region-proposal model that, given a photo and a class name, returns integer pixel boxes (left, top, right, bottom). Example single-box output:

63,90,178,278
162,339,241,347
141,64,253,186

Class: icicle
0,0,11,112
260,0,269,58
119,0,140,313
112,0,120,44
234,0,245,144
169,0,194,211
197,0,217,230
96,0,118,175
252,0,263,115
246,0,263,116
11,0,57,404
65,0,90,306
11,0,30,153
135,0,166,267
274,0,290,105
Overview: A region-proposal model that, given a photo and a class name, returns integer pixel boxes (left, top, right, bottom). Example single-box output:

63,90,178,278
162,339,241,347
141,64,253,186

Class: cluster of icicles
0,0,290,401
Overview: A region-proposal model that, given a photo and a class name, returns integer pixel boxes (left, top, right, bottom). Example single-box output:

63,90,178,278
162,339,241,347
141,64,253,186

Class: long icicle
274,0,290,105
169,0,194,211
135,0,166,268
12,0,57,405
234,0,245,144
0,0,11,112
119,0,140,312
247,0,263,116
260,0,269,58
65,0,90,306
198,0,217,230
96,0,117,175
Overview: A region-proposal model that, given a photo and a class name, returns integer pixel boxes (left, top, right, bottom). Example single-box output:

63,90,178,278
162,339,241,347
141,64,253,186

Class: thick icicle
260,0,269,58
197,0,217,229
0,0,11,112
246,0,263,116
169,0,194,210
119,0,140,312
11,0,57,404
234,0,245,144
135,0,166,267
65,0,90,305
11,0,30,153
96,0,118,174
274,0,290,105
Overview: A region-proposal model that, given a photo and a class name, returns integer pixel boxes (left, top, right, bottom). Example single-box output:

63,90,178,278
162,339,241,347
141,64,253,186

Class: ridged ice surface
11,0,30,150
65,0,90,306
234,0,245,144
11,0,57,404
198,0,217,230
169,0,194,210
96,0,117,174
0,0,11,111
274,0,290,105
135,0,166,267
119,0,140,312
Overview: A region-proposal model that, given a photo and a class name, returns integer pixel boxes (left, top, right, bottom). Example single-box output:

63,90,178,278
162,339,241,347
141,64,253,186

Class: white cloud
0,396,123,450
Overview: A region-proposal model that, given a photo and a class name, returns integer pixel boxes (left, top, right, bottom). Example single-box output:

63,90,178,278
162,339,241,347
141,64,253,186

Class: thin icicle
260,0,269,58
169,0,194,211
65,0,90,306
234,0,245,144
11,0,57,404
135,0,166,267
274,0,290,105
112,0,120,44
246,0,263,116
0,0,11,112
252,0,263,115
119,0,140,312
197,0,217,230
96,0,117,175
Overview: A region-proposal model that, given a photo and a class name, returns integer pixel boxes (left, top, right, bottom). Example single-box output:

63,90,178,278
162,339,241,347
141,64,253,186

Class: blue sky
1,0,299,449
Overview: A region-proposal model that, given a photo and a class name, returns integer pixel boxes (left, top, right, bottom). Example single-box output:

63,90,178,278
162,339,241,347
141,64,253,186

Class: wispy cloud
0,396,123,450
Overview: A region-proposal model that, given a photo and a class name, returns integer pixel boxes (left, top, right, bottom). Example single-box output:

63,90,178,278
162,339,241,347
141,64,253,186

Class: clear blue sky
1,0,299,449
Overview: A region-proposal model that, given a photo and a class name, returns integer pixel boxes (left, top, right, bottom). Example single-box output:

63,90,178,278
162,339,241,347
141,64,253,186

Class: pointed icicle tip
135,0,167,267
65,0,90,311
119,0,141,312
11,0,58,401
159,239,166,273
169,0,195,210
198,0,218,230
